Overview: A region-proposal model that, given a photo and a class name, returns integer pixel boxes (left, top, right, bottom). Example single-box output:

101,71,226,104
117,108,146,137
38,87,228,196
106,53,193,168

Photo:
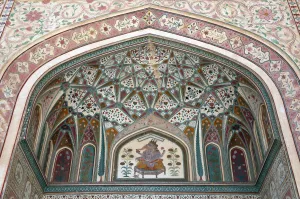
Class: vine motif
167,148,181,176
120,148,134,177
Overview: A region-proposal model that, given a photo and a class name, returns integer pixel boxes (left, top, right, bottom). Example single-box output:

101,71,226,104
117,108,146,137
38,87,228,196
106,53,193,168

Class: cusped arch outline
0,33,290,193
109,125,193,181
0,6,299,195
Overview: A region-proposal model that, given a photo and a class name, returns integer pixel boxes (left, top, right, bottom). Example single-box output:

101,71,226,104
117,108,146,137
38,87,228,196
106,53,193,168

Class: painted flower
26,26,32,31
258,8,274,21
55,37,69,49
187,22,199,34
87,27,98,39
278,72,290,84
17,62,29,73
26,10,43,22
100,23,112,35
230,36,242,49
270,60,281,72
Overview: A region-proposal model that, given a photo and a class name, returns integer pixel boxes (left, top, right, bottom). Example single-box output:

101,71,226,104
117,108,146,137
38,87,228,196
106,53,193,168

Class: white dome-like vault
21,37,280,193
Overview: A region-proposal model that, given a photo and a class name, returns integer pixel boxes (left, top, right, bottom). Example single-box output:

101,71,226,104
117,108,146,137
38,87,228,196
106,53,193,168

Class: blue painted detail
98,122,105,176
195,120,203,177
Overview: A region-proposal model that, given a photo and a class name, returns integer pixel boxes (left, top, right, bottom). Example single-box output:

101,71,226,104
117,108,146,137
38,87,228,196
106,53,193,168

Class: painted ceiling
24,41,275,187
34,43,264,136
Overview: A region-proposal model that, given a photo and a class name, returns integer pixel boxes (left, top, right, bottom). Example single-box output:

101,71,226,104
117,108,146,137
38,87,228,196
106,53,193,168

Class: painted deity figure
136,140,165,170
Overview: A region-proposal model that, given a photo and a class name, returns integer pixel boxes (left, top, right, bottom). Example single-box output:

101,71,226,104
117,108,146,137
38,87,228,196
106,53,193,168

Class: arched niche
0,32,297,194
110,126,192,181
0,5,299,195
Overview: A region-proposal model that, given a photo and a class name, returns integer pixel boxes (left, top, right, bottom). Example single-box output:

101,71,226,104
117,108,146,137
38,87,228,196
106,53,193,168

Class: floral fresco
116,133,185,180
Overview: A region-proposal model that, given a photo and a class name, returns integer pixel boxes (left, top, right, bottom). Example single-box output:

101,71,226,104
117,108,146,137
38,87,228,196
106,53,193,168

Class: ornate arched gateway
0,6,299,199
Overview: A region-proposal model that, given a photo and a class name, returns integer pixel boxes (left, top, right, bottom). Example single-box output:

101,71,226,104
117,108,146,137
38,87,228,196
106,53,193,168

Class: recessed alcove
7,36,284,194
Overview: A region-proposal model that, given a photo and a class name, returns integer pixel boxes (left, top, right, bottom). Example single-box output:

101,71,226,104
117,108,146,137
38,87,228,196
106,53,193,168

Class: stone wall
3,145,43,199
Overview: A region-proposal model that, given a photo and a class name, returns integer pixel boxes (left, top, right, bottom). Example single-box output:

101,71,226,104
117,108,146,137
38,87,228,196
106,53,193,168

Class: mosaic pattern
0,3,299,197
0,37,283,195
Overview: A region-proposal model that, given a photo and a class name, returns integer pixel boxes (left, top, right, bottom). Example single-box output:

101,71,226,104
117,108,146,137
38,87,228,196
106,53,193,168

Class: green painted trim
20,140,48,189
19,36,281,193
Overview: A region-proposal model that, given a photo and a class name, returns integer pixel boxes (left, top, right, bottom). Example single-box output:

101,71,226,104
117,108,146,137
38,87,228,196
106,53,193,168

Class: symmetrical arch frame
0,6,299,195
77,143,97,182
110,126,191,181
204,142,224,182
229,146,251,182
50,146,73,183
0,30,291,193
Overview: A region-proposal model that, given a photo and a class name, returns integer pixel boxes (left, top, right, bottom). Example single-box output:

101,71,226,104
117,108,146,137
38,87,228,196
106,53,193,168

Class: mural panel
230,147,249,182
206,144,222,182
116,132,186,180
78,145,95,182
52,148,72,182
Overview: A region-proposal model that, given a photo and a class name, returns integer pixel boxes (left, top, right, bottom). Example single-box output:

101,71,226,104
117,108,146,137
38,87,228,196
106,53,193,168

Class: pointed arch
205,143,223,182
229,146,250,182
110,125,192,181
27,104,43,151
51,147,73,182
78,143,96,182
0,23,298,193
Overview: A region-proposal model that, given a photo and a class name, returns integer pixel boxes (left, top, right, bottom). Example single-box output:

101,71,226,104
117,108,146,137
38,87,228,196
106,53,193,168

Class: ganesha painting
135,140,166,178
115,133,186,180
